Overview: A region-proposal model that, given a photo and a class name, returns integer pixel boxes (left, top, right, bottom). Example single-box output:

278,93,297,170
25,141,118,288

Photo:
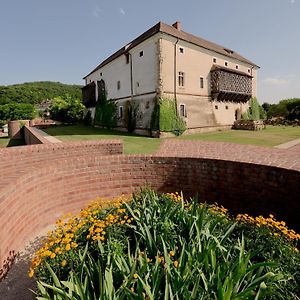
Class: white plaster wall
85,35,159,101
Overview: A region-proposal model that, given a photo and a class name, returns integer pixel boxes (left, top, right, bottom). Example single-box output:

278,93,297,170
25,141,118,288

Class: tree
0,103,36,121
50,95,86,123
242,97,266,120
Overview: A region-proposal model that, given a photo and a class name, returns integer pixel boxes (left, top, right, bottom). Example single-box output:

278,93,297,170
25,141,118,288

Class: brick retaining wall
0,140,299,279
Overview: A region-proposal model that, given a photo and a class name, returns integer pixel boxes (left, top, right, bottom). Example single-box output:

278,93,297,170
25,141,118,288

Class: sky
0,0,299,104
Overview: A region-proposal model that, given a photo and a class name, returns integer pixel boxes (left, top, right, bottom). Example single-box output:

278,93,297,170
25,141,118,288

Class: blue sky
0,0,299,104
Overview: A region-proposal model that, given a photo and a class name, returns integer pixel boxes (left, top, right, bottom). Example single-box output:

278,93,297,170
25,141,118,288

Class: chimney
172,21,182,31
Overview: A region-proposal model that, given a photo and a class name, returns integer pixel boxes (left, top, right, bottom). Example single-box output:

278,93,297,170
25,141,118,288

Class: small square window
139,51,144,57
179,47,184,53
248,69,251,73
100,72,102,76
200,77,204,89
224,61,228,67
215,105,218,110
125,53,130,64
117,81,121,90
236,65,239,70
213,57,217,63
179,104,187,117
136,82,139,87
225,105,229,110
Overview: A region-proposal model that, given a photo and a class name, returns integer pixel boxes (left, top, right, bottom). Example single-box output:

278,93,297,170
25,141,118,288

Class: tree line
0,81,84,124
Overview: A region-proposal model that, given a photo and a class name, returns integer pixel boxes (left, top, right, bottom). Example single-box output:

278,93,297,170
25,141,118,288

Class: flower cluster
29,195,131,278
236,213,300,242
166,192,183,202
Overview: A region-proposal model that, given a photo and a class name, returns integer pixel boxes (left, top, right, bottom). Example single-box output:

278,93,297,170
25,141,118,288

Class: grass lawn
43,125,161,154
43,125,300,154
179,125,300,147
0,137,25,148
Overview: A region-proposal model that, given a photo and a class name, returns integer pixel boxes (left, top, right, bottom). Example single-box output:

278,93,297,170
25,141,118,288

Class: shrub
30,190,300,299
50,95,86,123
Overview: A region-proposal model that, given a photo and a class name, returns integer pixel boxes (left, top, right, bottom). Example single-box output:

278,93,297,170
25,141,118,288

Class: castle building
82,21,259,135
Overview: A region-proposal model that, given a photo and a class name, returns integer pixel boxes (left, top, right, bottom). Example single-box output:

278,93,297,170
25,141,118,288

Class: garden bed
29,190,300,299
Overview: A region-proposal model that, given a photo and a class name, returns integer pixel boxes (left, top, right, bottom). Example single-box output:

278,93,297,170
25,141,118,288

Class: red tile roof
83,21,259,79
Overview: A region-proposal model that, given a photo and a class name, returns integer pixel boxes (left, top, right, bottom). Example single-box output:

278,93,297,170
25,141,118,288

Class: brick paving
155,140,300,171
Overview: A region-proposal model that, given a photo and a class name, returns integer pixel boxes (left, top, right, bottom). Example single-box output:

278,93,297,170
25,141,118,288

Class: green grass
179,125,300,147
0,136,25,147
43,125,300,154
43,125,161,154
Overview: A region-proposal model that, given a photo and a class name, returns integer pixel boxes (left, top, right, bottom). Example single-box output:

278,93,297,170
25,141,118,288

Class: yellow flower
61,260,67,267
28,269,34,278
173,260,179,268
50,253,56,259
54,247,61,253
71,242,78,248
66,244,71,251
169,251,175,257
133,273,138,279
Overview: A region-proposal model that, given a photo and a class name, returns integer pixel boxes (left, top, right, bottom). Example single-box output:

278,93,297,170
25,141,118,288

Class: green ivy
159,98,186,136
94,91,117,129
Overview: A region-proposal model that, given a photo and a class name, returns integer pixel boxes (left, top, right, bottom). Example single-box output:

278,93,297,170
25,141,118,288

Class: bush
50,95,86,123
0,103,36,121
30,190,300,299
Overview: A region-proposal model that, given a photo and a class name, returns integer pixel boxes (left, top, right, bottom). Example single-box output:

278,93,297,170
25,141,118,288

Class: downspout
174,38,179,116
129,53,133,100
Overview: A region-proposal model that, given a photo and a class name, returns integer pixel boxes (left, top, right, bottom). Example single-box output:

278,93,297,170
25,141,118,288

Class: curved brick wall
0,140,299,279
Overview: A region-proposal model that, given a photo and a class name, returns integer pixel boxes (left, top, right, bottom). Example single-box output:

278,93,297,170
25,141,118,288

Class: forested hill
0,81,83,105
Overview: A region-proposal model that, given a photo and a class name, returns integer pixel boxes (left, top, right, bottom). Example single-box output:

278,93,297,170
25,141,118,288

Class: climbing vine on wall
157,98,186,136
94,90,117,129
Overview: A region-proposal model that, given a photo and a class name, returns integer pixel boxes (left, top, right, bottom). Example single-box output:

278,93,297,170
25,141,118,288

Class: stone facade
82,21,259,135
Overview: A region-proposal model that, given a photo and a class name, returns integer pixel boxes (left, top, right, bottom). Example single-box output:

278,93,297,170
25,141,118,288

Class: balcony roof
210,65,253,78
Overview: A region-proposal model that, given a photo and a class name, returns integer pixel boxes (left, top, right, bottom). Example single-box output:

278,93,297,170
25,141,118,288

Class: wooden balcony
82,82,96,108
210,66,252,102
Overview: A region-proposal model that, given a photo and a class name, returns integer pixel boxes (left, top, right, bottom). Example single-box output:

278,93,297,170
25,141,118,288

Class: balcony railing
211,66,252,102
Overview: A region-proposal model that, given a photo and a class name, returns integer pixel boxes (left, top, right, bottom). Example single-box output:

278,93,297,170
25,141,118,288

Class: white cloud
119,8,126,15
261,77,289,86
291,0,295,4
93,6,102,18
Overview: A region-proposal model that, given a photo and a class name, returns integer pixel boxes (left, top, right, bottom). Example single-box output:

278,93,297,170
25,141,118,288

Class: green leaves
34,190,299,299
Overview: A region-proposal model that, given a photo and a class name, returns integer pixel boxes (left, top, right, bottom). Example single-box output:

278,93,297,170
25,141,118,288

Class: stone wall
233,119,265,130
0,140,299,280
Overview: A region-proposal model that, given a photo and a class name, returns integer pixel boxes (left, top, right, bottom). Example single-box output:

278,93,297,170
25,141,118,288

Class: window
139,51,144,57
236,65,239,70
117,81,121,90
100,72,102,76
248,68,251,73
118,106,123,118
200,77,204,89
224,61,228,67
179,47,184,53
225,105,229,110
125,53,130,64
178,71,185,87
136,82,140,87
215,105,218,110
213,57,217,63
179,104,186,117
